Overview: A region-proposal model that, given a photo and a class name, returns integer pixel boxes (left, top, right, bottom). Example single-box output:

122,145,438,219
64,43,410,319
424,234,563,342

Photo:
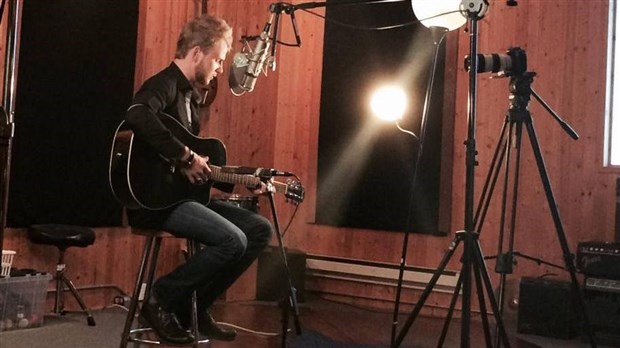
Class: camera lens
464,53,512,74
464,47,527,75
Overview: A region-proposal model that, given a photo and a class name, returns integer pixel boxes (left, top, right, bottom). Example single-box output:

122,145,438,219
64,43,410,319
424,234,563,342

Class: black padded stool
119,229,209,348
27,224,96,326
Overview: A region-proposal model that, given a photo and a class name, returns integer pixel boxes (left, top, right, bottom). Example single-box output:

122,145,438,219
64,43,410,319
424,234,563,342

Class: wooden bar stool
27,224,96,326
119,229,209,348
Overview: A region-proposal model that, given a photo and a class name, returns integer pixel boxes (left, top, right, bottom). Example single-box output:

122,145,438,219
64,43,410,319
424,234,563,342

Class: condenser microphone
229,13,275,96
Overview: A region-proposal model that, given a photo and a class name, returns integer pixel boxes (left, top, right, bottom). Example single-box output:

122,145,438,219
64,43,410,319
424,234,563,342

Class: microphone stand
263,177,302,348
0,0,22,253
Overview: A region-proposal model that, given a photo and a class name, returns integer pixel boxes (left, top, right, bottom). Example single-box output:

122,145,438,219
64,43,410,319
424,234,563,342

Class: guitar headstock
284,179,304,204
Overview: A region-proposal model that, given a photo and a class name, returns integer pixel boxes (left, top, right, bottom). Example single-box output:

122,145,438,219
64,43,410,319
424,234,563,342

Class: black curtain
316,0,448,235
7,0,139,227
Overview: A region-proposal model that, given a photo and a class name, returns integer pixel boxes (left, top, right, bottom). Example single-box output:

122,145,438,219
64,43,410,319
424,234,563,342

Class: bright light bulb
370,85,408,122
411,0,466,31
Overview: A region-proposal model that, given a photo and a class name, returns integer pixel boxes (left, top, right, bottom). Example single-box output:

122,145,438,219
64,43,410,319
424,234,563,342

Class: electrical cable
299,8,463,31
270,7,462,47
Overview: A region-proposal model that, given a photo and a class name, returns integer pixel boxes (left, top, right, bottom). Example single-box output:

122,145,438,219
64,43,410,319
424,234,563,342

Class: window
606,0,620,166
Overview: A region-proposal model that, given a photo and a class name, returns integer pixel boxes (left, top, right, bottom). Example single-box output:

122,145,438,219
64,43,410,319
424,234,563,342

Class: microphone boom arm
266,0,401,50
230,0,408,96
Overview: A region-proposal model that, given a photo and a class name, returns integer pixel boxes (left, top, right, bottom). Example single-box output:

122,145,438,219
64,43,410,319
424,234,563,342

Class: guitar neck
209,166,289,196
210,166,260,188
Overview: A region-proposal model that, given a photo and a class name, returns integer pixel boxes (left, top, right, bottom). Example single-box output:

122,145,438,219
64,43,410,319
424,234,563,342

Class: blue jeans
147,199,272,317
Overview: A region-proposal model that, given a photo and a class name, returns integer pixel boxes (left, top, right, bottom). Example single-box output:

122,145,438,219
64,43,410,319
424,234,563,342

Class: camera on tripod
464,47,527,76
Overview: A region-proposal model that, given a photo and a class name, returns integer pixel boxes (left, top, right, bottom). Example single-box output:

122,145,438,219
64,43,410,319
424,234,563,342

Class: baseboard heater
305,254,460,294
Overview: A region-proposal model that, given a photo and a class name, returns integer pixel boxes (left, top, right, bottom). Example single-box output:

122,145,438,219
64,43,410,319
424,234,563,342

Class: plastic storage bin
0,273,52,331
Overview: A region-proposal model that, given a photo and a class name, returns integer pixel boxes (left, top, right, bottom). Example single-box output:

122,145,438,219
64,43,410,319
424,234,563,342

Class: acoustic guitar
108,113,304,210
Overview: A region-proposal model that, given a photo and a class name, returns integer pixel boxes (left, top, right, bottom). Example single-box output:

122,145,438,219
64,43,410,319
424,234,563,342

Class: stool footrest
120,230,208,347
129,327,211,345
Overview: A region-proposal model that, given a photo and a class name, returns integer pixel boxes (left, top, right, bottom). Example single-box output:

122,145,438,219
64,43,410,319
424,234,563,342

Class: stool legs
120,235,155,348
188,240,200,348
54,248,96,326
53,250,64,314
119,235,209,348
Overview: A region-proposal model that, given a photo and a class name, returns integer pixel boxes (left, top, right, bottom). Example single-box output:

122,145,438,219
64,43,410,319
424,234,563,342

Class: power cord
106,299,284,337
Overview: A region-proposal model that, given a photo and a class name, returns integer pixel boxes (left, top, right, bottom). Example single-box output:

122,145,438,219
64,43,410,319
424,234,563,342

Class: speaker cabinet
518,277,579,339
256,246,306,302
577,242,620,279
585,282,620,344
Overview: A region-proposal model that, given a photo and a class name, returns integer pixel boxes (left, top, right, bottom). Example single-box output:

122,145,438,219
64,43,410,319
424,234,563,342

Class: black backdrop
316,0,448,235
7,0,138,227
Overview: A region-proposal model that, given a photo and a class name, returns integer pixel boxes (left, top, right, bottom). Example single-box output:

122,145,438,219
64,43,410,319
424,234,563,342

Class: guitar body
109,114,227,210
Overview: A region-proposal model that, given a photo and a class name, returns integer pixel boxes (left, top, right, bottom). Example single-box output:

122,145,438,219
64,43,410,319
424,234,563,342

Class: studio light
370,85,408,122
410,0,466,31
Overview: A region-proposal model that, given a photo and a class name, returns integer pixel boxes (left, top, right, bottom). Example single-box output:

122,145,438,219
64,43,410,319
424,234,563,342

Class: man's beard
195,70,211,87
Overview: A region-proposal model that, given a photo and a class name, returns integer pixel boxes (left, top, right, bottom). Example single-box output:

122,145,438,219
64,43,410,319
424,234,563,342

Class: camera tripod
393,69,598,348
474,71,596,347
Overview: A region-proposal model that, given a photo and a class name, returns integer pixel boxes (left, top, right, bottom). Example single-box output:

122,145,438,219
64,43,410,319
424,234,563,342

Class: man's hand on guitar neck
248,180,270,196
180,147,211,185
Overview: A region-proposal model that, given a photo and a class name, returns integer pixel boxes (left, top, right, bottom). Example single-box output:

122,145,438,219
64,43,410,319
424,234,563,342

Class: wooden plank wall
1,0,618,313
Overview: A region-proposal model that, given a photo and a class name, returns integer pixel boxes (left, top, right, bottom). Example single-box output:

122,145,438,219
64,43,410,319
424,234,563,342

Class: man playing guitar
123,14,272,345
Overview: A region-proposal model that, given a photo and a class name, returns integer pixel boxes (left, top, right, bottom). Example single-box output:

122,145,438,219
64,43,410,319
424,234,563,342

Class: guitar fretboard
209,166,261,188
208,165,290,196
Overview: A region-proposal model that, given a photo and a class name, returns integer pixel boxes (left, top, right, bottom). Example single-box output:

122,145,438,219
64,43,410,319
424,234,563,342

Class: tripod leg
473,239,512,348
437,273,463,347
475,118,510,231
495,271,509,347
460,231,476,348
438,261,512,348
459,230,511,348
495,119,525,347
493,120,517,342
392,237,462,348
468,112,515,348
524,118,597,347
472,263,493,347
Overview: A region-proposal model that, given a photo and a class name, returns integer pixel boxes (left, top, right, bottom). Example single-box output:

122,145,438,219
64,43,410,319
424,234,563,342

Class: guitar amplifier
576,241,620,280
584,277,620,345
518,277,578,339
256,246,306,302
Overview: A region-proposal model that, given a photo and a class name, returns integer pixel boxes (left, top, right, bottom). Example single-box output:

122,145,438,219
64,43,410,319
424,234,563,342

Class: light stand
392,1,513,347
389,24,447,346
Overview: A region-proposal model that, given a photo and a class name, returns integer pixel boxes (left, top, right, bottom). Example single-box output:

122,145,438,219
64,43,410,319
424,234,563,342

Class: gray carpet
0,306,385,348
1,305,615,348
0,306,129,348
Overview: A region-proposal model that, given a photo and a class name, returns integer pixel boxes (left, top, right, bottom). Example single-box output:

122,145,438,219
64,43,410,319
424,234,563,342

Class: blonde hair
175,14,232,58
